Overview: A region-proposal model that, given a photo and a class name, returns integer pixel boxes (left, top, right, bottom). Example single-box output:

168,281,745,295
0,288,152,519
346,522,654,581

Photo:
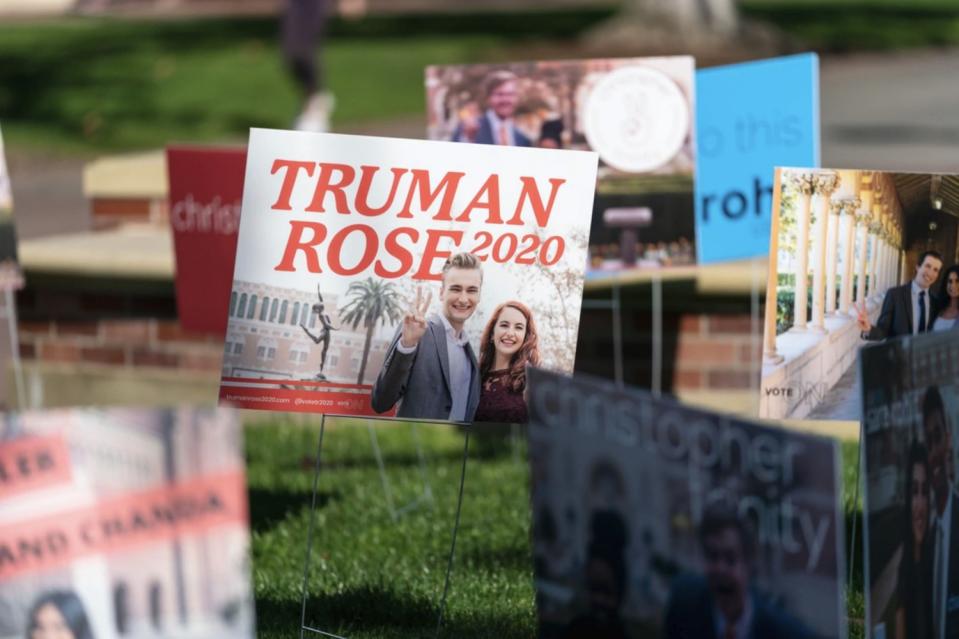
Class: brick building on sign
223,281,390,385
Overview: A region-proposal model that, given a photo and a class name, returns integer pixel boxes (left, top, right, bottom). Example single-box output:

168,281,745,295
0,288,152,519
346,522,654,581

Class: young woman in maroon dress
474,300,540,423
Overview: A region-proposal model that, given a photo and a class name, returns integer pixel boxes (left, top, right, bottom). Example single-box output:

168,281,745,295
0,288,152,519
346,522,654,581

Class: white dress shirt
486,109,516,146
714,596,754,639
436,313,471,421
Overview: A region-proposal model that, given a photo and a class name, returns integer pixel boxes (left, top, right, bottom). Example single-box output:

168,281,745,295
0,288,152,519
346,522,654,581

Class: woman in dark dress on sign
895,442,934,639
474,300,540,424
932,264,959,331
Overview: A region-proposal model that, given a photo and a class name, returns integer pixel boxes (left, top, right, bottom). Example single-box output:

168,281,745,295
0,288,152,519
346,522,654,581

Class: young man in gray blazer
370,252,482,421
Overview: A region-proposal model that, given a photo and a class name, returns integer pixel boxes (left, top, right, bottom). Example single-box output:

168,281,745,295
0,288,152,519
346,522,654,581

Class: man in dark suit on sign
370,252,482,422
664,505,813,639
858,250,943,340
452,70,532,147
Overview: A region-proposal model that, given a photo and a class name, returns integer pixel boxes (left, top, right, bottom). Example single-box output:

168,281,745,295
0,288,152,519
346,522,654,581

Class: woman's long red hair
479,300,541,392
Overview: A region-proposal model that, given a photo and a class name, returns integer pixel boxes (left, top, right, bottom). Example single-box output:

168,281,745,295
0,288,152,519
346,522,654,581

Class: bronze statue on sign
301,284,338,380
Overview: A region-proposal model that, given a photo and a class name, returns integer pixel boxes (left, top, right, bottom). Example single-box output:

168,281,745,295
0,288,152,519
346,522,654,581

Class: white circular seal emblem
583,66,690,173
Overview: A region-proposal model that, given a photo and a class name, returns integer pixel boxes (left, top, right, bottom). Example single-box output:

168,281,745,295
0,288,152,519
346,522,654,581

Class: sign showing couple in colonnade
760,168,959,421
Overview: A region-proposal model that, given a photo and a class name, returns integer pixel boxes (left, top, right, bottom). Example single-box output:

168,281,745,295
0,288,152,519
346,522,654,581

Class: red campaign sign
166,146,246,335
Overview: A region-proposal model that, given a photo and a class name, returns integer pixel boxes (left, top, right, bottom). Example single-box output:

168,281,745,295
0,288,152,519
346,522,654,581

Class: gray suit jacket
369,315,480,421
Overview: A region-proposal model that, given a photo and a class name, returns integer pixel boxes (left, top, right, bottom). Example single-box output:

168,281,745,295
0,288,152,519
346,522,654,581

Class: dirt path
821,49,959,172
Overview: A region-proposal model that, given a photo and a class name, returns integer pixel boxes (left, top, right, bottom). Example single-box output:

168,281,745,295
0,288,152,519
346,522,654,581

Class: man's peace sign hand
400,287,432,349
856,300,872,333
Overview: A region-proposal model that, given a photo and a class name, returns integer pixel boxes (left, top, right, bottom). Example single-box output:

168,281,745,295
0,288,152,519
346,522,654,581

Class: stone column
855,187,874,308
811,172,840,332
882,230,892,292
895,227,904,286
896,229,913,284
880,206,891,291
790,172,816,331
865,193,881,299
764,172,786,364
872,229,886,295
836,197,860,314
855,210,870,307
826,201,841,315
865,224,876,299
894,224,903,285
884,224,895,290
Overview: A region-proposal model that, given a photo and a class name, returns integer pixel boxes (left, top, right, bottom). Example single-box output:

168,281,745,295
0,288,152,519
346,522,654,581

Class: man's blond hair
441,252,483,284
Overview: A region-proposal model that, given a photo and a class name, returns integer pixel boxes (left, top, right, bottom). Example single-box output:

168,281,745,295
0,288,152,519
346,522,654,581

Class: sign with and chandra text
0,407,253,639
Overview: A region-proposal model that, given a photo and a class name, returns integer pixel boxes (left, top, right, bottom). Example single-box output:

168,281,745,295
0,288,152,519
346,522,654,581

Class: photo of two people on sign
369,252,541,425
861,330,959,639
856,251,959,339
890,388,959,639
226,252,550,424
541,503,817,639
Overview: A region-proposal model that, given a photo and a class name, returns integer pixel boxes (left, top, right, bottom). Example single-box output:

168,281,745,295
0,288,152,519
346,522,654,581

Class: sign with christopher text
167,146,246,334
528,367,846,638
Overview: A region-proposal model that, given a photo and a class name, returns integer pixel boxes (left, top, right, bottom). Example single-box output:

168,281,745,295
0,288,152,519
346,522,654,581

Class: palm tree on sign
338,278,403,385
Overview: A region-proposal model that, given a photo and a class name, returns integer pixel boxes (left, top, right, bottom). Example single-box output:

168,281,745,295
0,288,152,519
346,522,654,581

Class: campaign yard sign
861,332,959,639
528,367,846,639
166,146,246,334
0,407,253,639
695,53,820,264
425,57,697,277
760,169,959,423
218,129,597,422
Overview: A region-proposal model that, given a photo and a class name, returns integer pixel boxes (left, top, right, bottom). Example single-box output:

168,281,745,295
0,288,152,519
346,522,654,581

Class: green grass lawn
0,17,504,153
246,418,865,638
743,0,959,52
2,2,959,156
248,417,536,638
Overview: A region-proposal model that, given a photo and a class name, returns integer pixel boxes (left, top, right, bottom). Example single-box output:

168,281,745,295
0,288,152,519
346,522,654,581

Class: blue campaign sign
695,53,820,264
